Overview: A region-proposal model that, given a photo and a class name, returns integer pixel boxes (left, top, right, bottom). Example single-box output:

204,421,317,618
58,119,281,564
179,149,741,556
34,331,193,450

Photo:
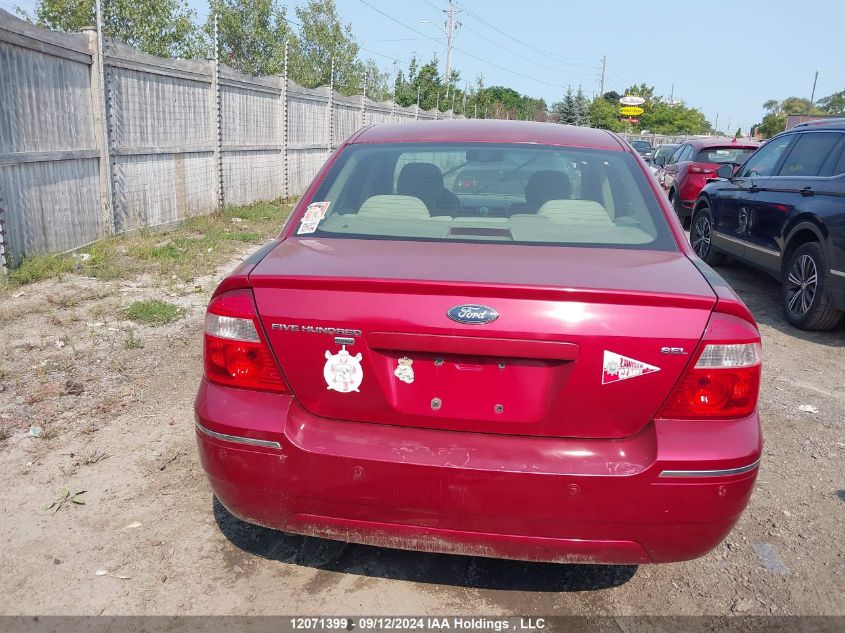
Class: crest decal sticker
602,350,660,385
394,357,415,384
323,345,363,393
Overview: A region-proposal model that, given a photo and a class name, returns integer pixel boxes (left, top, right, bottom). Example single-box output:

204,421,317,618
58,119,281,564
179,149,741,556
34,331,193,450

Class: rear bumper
195,379,761,564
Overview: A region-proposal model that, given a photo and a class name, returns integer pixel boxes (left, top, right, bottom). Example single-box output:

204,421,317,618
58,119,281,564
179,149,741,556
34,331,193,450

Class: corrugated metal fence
0,9,452,267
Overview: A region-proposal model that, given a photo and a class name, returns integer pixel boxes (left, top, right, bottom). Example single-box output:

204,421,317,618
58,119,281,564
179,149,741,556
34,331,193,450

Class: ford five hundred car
195,120,763,565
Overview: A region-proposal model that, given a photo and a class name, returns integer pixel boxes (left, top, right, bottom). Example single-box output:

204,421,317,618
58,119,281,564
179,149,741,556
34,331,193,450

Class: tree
34,0,202,58
552,87,577,125
756,112,787,138
573,87,590,126
207,0,291,76
588,96,623,131
293,0,362,93
735,127,742,139
818,89,845,115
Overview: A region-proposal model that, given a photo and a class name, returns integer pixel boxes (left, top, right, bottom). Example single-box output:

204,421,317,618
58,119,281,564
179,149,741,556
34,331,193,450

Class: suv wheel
782,242,843,331
690,204,726,266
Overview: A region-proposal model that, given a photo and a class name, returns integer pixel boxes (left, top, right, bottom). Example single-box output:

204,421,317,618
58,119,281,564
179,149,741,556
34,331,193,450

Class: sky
4,0,834,133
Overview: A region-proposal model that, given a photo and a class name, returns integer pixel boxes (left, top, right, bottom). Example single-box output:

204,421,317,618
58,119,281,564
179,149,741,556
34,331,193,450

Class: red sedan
661,138,759,225
195,120,762,565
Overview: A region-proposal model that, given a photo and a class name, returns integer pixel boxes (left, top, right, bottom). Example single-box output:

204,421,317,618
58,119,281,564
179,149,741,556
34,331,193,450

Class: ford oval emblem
447,304,499,325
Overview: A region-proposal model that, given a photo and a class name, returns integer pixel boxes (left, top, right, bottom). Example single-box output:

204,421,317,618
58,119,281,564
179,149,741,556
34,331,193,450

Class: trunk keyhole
495,404,504,414
431,398,442,410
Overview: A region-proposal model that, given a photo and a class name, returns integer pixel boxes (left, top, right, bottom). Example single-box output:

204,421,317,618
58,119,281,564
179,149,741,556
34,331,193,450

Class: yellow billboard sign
619,106,645,116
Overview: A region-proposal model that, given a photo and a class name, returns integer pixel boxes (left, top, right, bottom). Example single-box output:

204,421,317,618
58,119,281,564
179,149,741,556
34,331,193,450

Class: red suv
662,138,759,225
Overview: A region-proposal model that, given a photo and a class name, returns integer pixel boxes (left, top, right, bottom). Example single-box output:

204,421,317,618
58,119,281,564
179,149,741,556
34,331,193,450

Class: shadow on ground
213,498,638,592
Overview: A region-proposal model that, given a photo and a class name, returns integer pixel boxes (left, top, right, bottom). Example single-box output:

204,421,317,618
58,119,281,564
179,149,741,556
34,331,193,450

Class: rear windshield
301,142,677,251
694,147,754,164
630,141,652,150
654,145,678,157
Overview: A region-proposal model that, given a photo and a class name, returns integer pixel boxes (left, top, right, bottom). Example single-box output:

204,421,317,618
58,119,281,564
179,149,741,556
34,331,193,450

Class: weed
38,426,60,440
44,488,86,514
124,300,181,325
46,293,81,309
124,329,144,349
0,424,11,441
78,421,100,436
81,448,110,465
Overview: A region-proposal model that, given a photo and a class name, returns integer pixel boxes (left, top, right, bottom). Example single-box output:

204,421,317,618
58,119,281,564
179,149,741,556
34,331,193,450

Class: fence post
0,189,7,274
87,8,113,236
210,13,224,211
282,42,289,200
327,57,334,153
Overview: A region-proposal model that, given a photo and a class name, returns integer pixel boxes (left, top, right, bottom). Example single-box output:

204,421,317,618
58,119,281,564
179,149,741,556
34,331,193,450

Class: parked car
662,138,759,225
629,139,654,162
196,120,762,565
649,143,680,179
691,120,845,330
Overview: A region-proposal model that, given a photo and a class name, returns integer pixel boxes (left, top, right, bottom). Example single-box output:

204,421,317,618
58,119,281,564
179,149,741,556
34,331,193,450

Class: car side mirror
716,164,735,179
653,156,667,167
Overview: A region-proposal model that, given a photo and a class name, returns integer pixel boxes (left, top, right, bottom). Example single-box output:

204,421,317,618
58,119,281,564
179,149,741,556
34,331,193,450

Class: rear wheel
690,205,726,266
782,242,843,331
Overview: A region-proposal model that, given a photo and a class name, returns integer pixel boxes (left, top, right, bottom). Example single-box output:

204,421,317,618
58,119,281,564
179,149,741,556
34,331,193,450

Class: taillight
688,162,716,174
657,312,761,419
203,289,288,393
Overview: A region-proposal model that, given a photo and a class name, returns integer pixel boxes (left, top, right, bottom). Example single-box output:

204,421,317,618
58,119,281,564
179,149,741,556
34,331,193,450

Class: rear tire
690,205,726,266
781,242,843,331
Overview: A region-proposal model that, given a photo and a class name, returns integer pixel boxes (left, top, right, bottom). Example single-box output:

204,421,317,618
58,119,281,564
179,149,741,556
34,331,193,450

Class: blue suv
692,121,845,330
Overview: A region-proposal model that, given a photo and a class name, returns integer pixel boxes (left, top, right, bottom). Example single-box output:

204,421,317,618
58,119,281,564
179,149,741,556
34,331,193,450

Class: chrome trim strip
744,242,780,257
195,420,281,448
831,269,845,278
713,233,780,257
659,458,760,478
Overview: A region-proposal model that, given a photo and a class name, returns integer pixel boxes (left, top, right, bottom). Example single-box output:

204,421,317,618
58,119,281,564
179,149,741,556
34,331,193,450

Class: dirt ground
0,245,842,616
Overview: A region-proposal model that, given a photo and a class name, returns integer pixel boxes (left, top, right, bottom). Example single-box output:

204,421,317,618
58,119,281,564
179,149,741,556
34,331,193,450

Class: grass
6,255,75,285
1,199,294,289
124,300,180,325
123,329,144,349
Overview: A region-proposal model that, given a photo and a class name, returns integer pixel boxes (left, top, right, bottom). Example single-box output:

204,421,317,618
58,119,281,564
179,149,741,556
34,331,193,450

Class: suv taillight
203,289,288,393
657,313,761,419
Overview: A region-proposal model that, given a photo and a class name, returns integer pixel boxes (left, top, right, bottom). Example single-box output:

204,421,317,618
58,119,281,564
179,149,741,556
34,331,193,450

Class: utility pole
714,113,719,134
599,55,606,97
669,84,674,104
810,69,819,106
443,1,458,91
726,117,732,136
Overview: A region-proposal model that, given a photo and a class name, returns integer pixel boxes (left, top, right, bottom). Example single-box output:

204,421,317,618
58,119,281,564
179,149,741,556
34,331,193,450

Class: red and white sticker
602,350,660,385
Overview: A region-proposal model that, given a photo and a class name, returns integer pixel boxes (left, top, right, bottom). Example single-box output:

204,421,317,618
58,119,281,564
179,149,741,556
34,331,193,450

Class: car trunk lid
250,238,716,439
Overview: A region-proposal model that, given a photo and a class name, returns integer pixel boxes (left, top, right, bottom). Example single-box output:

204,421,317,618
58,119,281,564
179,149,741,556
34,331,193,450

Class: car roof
351,119,626,151
791,119,845,130
686,137,760,150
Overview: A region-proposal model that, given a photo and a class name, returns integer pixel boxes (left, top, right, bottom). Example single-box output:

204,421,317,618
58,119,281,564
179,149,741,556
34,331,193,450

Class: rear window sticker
394,356,415,384
602,350,660,385
324,345,363,393
297,201,330,234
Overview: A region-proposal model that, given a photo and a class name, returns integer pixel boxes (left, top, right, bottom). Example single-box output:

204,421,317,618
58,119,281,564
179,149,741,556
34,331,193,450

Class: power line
455,0,596,68
458,19,598,78
356,0,568,90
